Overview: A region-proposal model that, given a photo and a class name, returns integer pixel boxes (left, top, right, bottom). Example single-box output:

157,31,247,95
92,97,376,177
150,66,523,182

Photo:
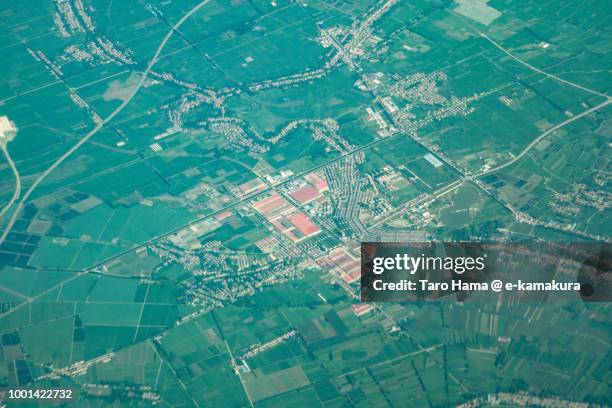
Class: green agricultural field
0,0,610,406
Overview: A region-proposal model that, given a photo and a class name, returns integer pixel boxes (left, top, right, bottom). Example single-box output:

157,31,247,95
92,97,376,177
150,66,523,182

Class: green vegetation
0,0,609,405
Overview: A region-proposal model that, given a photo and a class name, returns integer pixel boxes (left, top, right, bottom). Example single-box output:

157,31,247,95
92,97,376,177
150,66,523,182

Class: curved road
0,0,212,244
0,144,21,220
476,98,611,178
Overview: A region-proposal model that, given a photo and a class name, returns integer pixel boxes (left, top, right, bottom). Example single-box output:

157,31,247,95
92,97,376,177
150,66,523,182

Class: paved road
0,0,213,245
76,49,612,273
476,98,611,178
479,32,608,98
0,144,21,220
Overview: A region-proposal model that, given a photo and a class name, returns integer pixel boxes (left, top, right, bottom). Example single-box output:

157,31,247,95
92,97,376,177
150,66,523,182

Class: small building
0,116,17,142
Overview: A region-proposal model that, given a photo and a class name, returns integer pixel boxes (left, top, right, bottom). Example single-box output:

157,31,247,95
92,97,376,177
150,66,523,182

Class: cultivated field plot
0,0,610,405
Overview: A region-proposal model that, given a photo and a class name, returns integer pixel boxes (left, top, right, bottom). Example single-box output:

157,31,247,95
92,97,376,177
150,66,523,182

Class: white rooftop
0,116,17,141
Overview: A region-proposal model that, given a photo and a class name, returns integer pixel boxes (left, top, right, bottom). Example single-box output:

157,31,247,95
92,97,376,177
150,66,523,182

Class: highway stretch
0,0,213,245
